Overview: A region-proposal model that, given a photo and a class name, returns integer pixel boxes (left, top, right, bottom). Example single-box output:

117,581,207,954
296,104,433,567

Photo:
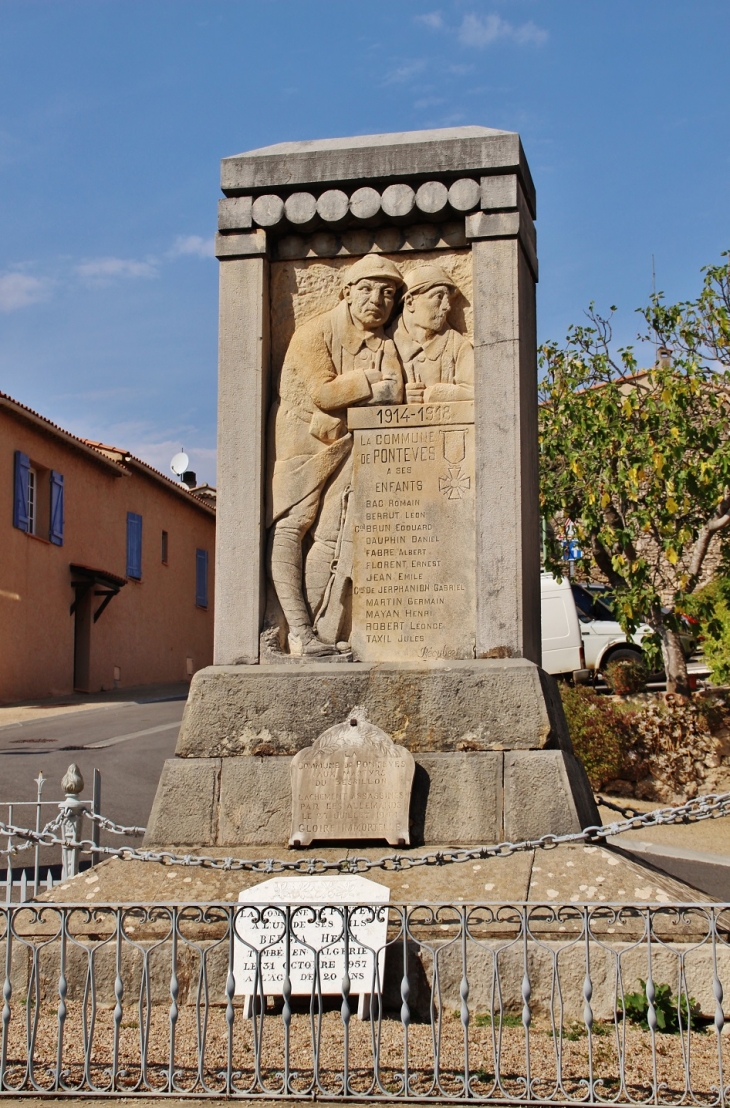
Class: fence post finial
60,763,86,880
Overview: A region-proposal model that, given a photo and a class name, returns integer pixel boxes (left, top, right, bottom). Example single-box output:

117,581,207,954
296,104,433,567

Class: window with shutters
195,548,208,609
12,452,63,543
126,512,143,579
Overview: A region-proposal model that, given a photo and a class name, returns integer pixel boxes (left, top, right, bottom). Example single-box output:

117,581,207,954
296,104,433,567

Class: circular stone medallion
252,194,285,227
374,226,404,253
406,224,440,251
381,183,416,218
285,192,317,225
448,178,480,212
317,189,349,222
349,187,381,220
341,228,375,255
416,180,448,215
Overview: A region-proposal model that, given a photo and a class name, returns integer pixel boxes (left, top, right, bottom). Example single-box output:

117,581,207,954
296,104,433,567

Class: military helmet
340,253,403,296
403,263,456,296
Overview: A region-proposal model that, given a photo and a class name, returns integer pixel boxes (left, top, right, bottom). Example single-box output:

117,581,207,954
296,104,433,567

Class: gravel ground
2,1004,725,1099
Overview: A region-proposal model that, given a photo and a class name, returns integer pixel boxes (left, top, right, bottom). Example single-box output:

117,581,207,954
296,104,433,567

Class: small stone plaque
349,404,476,662
289,709,415,847
233,875,389,1019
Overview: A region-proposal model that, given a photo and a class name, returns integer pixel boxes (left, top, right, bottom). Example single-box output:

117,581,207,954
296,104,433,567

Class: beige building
1,391,216,702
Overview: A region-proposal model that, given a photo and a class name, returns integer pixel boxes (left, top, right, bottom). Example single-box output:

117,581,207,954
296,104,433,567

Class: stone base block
174,659,570,757
144,749,597,848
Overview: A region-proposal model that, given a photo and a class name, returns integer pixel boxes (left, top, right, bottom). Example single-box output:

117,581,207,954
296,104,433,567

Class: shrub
619,979,705,1034
560,684,730,798
629,698,727,796
605,656,648,695
559,685,637,789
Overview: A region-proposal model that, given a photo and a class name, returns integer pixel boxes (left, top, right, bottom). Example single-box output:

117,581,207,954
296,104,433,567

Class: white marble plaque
233,875,390,1018
349,403,476,662
289,710,415,847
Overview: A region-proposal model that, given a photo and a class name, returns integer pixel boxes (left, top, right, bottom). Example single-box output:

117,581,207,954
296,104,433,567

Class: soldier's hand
365,366,383,384
405,381,426,403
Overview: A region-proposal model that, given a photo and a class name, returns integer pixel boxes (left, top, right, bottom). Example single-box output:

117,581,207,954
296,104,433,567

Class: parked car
540,572,696,681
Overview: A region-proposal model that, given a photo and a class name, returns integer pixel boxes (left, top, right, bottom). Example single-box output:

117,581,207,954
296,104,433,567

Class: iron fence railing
1,768,144,903
1,770,100,904
1,898,729,1102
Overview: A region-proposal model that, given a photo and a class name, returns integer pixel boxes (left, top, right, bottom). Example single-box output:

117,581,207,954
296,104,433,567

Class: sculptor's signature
420,646,460,660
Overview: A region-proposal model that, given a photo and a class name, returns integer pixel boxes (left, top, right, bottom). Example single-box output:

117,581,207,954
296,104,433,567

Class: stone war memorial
7,127,722,1106
146,126,598,851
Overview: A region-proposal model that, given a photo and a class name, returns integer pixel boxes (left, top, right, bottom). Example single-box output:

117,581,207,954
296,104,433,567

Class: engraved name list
348,402,476,662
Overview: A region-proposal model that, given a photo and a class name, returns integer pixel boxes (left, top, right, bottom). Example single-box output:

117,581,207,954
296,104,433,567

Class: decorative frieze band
274,220,466,261
218,175,522,233
215,172,537,278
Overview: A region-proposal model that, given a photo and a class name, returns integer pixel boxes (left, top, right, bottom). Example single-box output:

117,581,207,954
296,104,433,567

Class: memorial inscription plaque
233,874,389,1020
349,402,476,662
289,709,415,847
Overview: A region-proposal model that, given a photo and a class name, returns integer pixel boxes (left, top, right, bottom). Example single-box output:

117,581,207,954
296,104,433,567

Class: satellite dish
170,451,189,477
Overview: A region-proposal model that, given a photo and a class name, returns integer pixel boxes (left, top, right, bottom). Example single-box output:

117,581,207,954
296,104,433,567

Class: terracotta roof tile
79,439,215,512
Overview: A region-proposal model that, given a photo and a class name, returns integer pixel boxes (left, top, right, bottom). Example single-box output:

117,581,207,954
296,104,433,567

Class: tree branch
603,501,638,563
688,496,730,581
590,534,624,589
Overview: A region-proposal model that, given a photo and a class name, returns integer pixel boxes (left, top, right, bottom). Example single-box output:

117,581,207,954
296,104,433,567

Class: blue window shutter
126,512,142,579
196,548,208,608
50,471,64,545
13,451,30,531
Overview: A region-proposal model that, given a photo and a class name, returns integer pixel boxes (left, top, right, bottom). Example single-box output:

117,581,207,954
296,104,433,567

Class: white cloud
383,58,427,85
75,256,158,283
458,12,548,48
512,20,548,46
169,234,215,259
416,11,443,29
0,272,49,312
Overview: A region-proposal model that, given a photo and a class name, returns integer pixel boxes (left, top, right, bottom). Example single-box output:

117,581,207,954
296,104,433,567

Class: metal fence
1,898,728,1102
2,769,108,903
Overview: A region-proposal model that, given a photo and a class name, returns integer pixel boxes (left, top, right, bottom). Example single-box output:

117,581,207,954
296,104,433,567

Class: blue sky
1,1,728,486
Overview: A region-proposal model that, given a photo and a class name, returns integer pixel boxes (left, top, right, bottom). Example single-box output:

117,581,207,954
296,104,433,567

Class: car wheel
603,647,644,668
599,647,650,692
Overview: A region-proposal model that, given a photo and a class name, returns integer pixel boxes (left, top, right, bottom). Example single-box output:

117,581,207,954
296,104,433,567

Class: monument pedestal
144,659,598,848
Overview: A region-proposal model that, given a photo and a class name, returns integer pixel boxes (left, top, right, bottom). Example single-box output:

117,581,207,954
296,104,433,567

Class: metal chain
0,811,64,857
84,810,146,836
1,790,729,875
594,794,642,819
1,808,139,856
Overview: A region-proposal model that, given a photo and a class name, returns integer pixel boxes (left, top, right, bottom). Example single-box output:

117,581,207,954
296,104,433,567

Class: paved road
0,697,185,843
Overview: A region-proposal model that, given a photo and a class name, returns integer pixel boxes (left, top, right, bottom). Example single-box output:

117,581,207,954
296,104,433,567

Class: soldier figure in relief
389,263,474,404
267,254,404,657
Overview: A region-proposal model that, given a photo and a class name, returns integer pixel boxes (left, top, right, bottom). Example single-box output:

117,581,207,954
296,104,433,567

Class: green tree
685,577,730,684
539,253,730,696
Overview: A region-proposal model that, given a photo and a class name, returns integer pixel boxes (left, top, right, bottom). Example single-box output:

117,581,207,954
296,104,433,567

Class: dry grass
2,1003,725,1100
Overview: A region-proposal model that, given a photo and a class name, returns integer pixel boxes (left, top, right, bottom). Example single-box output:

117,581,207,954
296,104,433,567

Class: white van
540,572,696,680
540,572,589,681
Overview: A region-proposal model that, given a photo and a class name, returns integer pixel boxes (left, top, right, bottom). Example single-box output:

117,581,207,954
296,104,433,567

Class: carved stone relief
264,251,474,660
